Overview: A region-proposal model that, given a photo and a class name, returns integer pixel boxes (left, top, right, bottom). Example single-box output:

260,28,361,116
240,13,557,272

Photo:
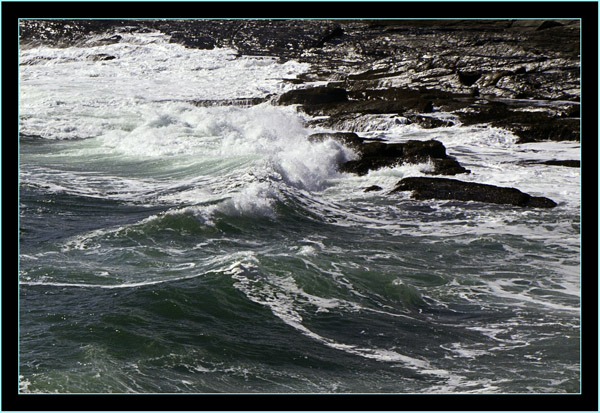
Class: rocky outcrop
391,177,557,208
363,185,383,193
458,101,580,143
19,20,580,141
19,19,578,209
308,133,469,176
276,86,348,106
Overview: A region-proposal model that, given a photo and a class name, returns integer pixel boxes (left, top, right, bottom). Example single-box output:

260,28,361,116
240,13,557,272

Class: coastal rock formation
391,177,557,208
19,19,578,208
19,20,580,141
308,133,469,176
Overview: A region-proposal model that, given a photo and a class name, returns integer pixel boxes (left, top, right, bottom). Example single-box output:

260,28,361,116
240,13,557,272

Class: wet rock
405,114,457,129
307,132,372,150
168,32,215,49
87,53,116,61
391,177,557,208
91,34,122,46
340,139,469,176
526,159,580,168
19,18,580,147
312,25,344,48
458,101,580,143
536,21,564,31
276,86,348,106
457,71,482,86
190,97,269,107
364,185,383,192
307,133,469,176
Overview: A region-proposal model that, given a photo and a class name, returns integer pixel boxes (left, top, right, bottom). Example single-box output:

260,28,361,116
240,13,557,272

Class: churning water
19,30,580,394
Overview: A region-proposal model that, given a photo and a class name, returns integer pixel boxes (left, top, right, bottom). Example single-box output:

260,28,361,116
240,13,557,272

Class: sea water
19,30,580,393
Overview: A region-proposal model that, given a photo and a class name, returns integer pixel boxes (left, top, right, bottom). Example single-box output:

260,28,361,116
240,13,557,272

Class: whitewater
19,30,580,394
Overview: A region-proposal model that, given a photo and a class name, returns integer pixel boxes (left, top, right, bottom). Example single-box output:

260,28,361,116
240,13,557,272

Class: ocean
18,27,581,394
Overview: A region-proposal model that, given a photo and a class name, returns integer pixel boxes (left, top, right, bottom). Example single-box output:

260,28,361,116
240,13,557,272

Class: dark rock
427,158,471,176
527,196,559,208
290,87,468,122
307,132,371,150
338,139,469,176
307,133,468,176
391,177,557,208
542,159,580,168
190,97,268,107
169,32,215,49
402,139,447,158
527,159,580,168
420,100,434,113
93,34,122,45
312,25,344,48
458,102,580,143
563,105,580,118
276,86,348,106
406,114,456,129
87,53,116,61
536,21,564,31
347,67,392,81
515,66,527,74
300,99,407,117
457,71,481,86
19,18,580,160
364,185,383,192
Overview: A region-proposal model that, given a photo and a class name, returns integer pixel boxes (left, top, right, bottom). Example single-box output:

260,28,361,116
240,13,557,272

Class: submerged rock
540,160,580,167
86,53,116,61
391,177,557,208
523,159,581,168
363,185,383,192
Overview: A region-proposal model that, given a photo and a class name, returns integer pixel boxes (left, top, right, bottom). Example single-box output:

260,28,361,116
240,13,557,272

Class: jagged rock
307,133,469,176
190,97,268,107
300,98,407,117
391,177,557,208
276,86,348,106
340,139,469,176
406,114,457,129
458,102,580,143
307,132,373,150
90,34,122,46
19,18,580,146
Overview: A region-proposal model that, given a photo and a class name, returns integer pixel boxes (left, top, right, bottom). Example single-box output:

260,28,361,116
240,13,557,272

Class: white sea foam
19,32,309,140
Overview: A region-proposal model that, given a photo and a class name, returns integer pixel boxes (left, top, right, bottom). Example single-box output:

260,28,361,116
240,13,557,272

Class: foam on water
19,30,309,140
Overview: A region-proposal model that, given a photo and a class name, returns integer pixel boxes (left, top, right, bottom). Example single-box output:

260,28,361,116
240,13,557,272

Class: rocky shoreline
19,19,581,208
